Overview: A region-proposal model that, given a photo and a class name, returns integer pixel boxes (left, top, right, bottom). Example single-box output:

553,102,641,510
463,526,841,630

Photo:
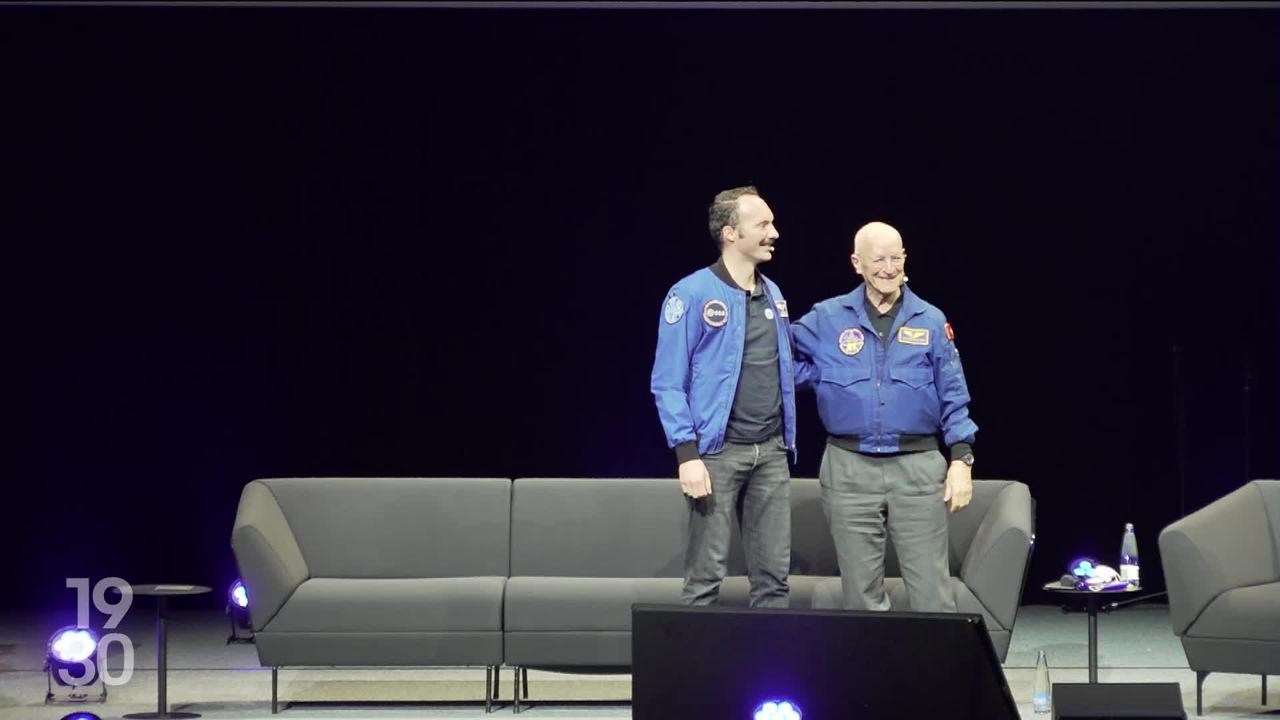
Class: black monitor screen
632,604,1018,720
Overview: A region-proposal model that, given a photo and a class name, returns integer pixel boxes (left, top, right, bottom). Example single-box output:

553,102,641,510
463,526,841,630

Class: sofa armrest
230,481,309,631
959,482,1033,632
1158,482,1277,636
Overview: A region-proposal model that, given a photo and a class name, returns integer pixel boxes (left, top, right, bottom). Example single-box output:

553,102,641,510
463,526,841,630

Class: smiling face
851,221,906,297
722,194,780,264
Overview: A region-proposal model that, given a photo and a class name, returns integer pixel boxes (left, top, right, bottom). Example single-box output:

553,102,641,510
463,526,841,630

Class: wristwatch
957,452,975,467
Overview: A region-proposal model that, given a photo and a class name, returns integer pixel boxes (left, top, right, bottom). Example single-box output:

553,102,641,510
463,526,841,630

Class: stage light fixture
229,579,249,610
59,713,102,720
45,626,106,703
47,627,98,685
754,699,802,720
225,578,254,644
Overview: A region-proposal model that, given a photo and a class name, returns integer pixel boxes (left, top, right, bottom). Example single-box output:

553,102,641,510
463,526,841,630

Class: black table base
123,585,212,720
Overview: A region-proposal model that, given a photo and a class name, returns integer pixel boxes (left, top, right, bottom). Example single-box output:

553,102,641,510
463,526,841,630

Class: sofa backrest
257,477,512,578
724,478,838,576
943,480,1024,575
1259,480,1280,574
727,479,1023,577
510,478,687,578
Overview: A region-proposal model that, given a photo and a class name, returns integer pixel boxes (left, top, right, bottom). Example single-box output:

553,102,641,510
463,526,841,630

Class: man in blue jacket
792,221,976,613
651,186,798,607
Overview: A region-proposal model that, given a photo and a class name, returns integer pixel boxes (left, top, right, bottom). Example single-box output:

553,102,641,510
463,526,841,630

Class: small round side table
1041,580,1141,683
122,583,212,720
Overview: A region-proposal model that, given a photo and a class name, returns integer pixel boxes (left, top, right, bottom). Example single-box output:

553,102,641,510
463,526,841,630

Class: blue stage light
46,627,99,686
225,578,255,643
754,699,802,720
229,579,249,608
59,713,102,720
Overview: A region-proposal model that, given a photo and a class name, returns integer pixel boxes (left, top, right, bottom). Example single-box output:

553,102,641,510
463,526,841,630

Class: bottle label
1120,564,1139,582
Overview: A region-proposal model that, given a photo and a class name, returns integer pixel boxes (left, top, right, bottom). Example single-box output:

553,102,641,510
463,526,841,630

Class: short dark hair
707,185,760,247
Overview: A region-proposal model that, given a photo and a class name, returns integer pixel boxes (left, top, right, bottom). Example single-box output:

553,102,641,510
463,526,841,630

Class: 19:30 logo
61,577,136,686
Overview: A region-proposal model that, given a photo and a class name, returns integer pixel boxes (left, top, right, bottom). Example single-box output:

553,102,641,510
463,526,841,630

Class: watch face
961,453,975,466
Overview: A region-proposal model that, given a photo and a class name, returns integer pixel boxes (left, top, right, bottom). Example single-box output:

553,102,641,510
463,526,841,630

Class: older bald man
792,221,977,613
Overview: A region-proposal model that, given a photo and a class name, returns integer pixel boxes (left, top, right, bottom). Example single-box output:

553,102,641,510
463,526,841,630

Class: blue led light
229,579,249,608
1069,557,1099,578
753,699,802,720
48,627,98,664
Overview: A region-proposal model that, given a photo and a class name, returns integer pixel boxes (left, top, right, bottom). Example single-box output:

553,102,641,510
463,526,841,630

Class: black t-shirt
710,260,782,444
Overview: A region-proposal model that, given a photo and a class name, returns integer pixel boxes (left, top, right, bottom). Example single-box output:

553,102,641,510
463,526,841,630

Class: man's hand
943,461,973,513
678,458,713,498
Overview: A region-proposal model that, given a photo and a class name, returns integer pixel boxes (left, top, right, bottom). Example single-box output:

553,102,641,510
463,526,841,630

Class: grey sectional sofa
231,476,1033,713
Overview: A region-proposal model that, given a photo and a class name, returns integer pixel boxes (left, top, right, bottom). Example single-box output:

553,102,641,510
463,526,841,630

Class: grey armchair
1158,479,1280,716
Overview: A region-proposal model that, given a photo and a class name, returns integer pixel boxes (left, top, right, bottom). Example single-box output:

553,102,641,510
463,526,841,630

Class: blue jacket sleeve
791,308,821,391
651,286,703,462
931,317,978,447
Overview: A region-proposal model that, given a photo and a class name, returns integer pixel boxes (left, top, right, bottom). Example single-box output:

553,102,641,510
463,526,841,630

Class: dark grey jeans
683,435,791,607
819,443,956,613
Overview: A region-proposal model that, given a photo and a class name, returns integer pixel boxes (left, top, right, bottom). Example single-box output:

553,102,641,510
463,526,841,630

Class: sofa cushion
1186,581,1280,642
504,577,682,631
510,479,688,577
264,577,505,633
727,479,840,577
260,477,512,578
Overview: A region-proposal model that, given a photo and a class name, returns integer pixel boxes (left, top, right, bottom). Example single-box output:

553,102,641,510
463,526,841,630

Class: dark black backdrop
5,5,1278,612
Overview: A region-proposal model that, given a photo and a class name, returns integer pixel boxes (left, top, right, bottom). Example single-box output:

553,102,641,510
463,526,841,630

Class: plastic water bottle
1032,649,1051,713
1120,522,1140,586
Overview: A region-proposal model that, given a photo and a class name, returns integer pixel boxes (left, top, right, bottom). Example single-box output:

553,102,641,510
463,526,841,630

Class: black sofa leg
272,666,279,714
1262,674,1268,705
485,666,493,713
522,667,529,700
513,666,521,714
1196,670,1208,716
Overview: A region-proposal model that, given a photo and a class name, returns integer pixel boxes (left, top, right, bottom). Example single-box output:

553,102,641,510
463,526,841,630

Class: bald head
853,221,902,256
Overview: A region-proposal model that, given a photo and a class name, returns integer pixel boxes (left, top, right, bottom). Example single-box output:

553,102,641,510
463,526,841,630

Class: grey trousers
819,443,956,612
683,435,791,607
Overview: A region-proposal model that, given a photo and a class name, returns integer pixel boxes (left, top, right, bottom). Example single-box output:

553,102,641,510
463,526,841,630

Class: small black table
1042,580,1141,683
123,584,212,720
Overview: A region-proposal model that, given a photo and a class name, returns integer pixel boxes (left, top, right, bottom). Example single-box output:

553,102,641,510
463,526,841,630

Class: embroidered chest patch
838,328,865,356
897,326,930,346
703,299,729,328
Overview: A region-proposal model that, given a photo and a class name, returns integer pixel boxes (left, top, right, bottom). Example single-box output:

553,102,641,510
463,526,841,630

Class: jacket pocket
815,363,873,433
819,364,873,387
888,366,940,432
889,366,933,389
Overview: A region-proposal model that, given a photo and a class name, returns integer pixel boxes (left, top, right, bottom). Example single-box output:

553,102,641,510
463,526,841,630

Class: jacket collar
839,282,924,320
709,257,765,297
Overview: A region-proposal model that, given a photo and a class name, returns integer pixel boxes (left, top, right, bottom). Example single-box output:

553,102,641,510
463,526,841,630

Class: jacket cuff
948,442,973,463
675,442,701,464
